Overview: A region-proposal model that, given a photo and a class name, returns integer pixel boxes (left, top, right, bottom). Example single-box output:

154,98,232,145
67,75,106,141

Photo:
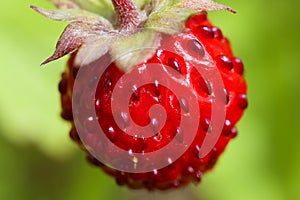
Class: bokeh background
1,0,299,199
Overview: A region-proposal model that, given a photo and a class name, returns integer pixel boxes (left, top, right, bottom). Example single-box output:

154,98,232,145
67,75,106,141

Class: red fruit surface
59,12,247,190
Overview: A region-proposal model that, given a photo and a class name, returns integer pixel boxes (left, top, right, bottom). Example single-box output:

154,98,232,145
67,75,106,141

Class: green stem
111,0,140,32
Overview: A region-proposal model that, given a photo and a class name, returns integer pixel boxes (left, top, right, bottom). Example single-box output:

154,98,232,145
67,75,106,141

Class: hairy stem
111,0,140,32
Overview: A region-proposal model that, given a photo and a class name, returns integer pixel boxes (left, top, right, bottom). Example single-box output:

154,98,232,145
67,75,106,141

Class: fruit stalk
111,0,140,32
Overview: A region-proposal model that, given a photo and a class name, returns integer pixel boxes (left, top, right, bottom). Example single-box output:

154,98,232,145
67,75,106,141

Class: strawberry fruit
32,0,247,190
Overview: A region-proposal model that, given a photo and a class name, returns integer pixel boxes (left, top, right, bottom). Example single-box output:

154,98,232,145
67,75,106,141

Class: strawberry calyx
31,0,235,71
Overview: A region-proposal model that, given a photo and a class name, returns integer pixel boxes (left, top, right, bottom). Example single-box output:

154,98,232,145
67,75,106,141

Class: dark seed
187,39,205,58
222,119,232,136
151,118,159,134
153,80,160,96
69,127,80,143
216,55,234,70
131,85,140,101
208,156,217,167
193,171,202,185
199,77,212,95
167,57,181,73
107,126,117,143
200,118,212,133
179,97,189,113
120,112,130,129
184,166,195,175
208,147,218,167
233,57,245,75
95,98,101,113
230,127,238,138
238,94,248,109
58,79,68,94
175,127,184,143
144,181,155,190
212,27,223,39
195,25,214,38
72,66,79,79
172,180,180,187
116,177,126,186
154,133,162,142
61,104,73,120
140,138,148,151
104,78,112,92
223,88,230,105
192,144,201,158
208,123,213,133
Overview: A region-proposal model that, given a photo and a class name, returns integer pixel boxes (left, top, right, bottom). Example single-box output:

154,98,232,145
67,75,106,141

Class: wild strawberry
32,0,247,190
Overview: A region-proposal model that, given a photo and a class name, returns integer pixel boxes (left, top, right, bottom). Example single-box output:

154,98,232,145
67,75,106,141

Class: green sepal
49,0,115,20
110,31,161,72
33,0,235,71
145,0,196,34
145,0,235,34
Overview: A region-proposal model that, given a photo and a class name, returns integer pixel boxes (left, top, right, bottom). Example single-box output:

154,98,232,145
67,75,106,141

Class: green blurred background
1,0,299,199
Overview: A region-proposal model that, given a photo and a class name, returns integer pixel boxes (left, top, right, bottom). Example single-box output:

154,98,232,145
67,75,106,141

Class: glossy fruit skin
59,12,247,190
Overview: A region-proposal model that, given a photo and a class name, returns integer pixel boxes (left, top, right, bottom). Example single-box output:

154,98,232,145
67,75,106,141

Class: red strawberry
32,0,247,190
